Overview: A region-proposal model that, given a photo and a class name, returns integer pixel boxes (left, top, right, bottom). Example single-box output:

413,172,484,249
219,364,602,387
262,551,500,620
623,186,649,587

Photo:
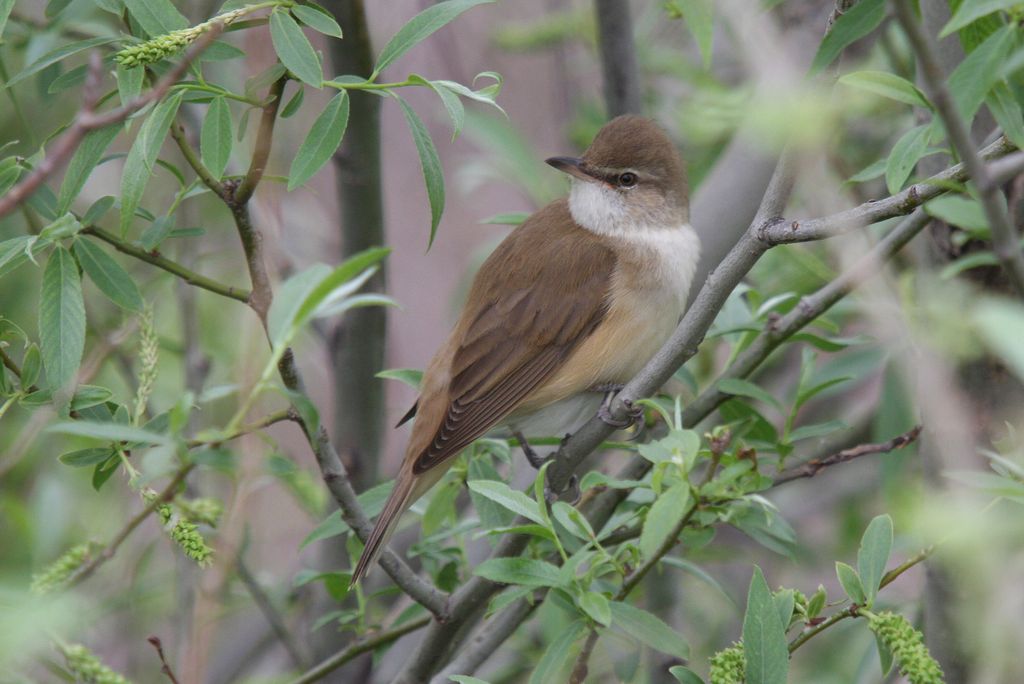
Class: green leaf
57,125,120,215
39,247,85,390
375,368,423,389
639,482,692,562
59,447,116,467
397,96,445,248
201,96,233,180
70,384,113,410
0,0,15,38
21,343,41,388
46,420,170,445
836,561,866,604
773,589,796,629
73,239,143,312
846,157,886,184
122,0,188,36
466,479,546,525
289,249,390,335
885,124,930,194
719,378,783,411
947,25,1013,123
741,566,789,684
5,37,119,88
449,677,491,684
787,419,847,443
480,212,528,225
876,631,895,676
974,298,1024,383
373,0,493,77
578,591,612,627
673,0,713,68
809,0,885,74
120,91,184,236
941,250,1000,279
609,601,689,659
528,620,587,684
925,195,988,232
474,557,563,587
669,666,705,684
857,514,893,607
838,70,930,109
411,75,465,140
288,90,349,190
270,9,323,87
941,0,1018,37
987,83,1024,151
551,501,595,541
291,3,342,38
116,62,144,106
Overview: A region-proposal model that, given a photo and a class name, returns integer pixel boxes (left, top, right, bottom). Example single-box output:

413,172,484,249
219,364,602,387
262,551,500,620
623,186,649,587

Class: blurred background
2,0,1024,682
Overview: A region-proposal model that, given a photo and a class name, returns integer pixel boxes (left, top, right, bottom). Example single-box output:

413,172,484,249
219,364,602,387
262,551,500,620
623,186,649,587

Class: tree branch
82,226,250,303
893,0,1024,296
235,556,309,670
286,614,431,684
66,464,194,589
773,425,922,486
0,24,224,220
593,0,642,117
429,599,539,684
760,137,1015,244
787,545,934,653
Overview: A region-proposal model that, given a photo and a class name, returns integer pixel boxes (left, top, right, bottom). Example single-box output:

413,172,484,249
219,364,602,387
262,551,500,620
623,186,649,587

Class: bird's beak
545,156,603,183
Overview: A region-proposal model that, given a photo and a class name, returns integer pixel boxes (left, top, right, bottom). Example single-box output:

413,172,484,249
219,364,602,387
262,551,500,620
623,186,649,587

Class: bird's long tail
350,469,416,586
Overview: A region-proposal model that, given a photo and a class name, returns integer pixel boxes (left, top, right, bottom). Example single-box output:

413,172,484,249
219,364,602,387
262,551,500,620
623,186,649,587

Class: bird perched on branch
352,115,700,584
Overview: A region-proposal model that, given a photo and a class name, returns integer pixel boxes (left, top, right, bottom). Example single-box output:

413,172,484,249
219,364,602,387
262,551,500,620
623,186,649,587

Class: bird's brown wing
411,202,615,474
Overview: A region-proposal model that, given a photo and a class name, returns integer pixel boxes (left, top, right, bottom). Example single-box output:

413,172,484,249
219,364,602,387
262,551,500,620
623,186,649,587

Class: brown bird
351,115,700,583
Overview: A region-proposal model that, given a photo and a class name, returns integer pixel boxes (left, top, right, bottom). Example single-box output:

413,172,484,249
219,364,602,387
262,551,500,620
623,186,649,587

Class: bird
351,115,700,584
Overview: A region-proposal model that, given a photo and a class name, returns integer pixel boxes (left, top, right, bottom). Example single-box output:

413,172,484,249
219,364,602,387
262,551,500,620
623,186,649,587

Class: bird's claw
544,473,580,505
598,396,643,429
514,430,550,469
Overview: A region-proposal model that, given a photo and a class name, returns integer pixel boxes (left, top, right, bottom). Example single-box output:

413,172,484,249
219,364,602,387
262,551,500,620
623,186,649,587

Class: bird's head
546,115,689,236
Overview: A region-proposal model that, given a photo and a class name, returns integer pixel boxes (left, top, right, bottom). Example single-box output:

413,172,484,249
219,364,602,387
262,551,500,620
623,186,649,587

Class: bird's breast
517,224,700,412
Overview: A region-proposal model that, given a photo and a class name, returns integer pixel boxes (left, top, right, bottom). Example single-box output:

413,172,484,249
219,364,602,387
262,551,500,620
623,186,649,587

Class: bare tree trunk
322,0,387,492
594,0,642,117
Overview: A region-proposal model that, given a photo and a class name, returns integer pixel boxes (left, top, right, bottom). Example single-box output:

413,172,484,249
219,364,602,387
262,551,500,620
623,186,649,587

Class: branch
0,24,224,220
893,0,1024,297
429,599,539,684
185,408,295,448
66,464,194,589
593,0,642,117
235,556,309,669
82,226,250,303
773,425,922,486
760,137,1015,244
167,72,449,616
286,614,431,684
788,545,935,653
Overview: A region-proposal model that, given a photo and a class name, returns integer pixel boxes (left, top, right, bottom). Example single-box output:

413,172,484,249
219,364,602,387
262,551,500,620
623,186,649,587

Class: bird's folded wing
412,215,615,474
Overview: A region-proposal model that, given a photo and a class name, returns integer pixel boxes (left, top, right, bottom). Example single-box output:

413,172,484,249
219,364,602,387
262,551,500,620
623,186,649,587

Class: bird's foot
544,473,580,505
514,430,549,469
597,395,644,430
589,382,624,394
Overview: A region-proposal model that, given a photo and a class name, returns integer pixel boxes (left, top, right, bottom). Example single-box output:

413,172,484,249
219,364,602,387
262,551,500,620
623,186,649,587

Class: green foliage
59,643,133,684
868,612,945,684
742,567,788,684
30,542,100,594
709,643,745,684
38,246,85,390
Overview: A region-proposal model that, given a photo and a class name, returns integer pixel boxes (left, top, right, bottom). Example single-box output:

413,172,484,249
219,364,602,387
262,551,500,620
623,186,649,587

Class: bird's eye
618,172,638,188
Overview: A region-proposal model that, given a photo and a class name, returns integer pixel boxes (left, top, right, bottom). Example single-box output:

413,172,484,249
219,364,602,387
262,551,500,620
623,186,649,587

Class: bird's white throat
568,180,683,239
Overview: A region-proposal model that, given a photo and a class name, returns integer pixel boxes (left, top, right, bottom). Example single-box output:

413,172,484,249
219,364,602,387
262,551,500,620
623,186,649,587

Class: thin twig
235,557,309,669
569,628,602,684
286,615,432,684
162,67,450,616
787,545,934,653
893,0,1024,297
773,425,922,485
760,137,1015,244
429,599,539,683
82,226,250,303
184,408,295,448
66,465,194,589
146,636,181,684
0,24,224,220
